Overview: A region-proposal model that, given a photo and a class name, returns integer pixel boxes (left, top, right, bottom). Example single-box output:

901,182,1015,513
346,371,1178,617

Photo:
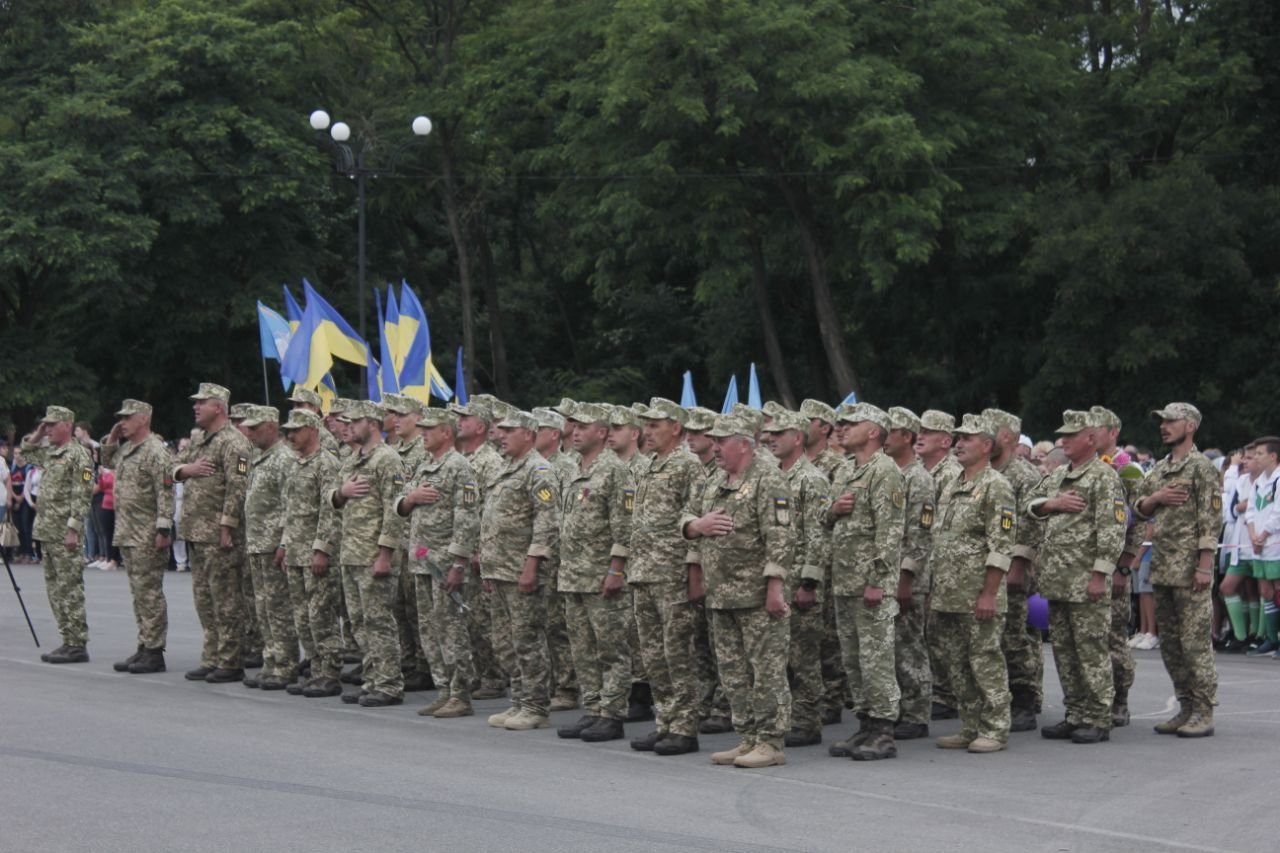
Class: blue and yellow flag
376,287,400,394
281,297,334,391
454,346,468,405
397,281,452,404
282,286,337,410
302,279,369,366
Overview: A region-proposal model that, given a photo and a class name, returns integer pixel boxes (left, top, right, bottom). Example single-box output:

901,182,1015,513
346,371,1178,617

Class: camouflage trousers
189,542,245,669
239,547,261,656
248,553,298,681
928,609,956,709
338,580,359,658
562,590,632,720
894,593,932,725
1003,587,1044,711
834,594,900,721
633,580,700,737
341,565,403,699
285,565,315,664
415,575,474,701
788,597,826,734
1154,584,1218,715
298,563,343,681
1110,578,1135,701
933,610,1010,742
546,580,577,702
469,577,507,691
693,605,730,719
1048,599,1114,729
819,586,848,717
710,607,791,746
395,552,430,676
121,544,168,649
487,580,551,715
42,542,87,647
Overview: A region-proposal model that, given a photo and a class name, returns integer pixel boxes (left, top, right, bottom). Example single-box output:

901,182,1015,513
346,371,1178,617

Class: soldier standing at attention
228,403,263,670
278,410,344,698
383,394,433,693
23,406,94,664
329,401,407,707
241,406,300,690
1134,403,1221,738
801,400,844,480
398,408,480,719
917,409,961,721
682,412,795,768
825,403,906,762
481,411,561,731
288,387,340,456
103,400,174,674
533,406,580,713
1029,411,1127,745
931,414,1017,753
174,383,252,683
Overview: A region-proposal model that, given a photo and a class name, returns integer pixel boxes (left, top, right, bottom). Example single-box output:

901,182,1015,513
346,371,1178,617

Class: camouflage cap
241,405,280,428
730,403,764,434
639,397,687,425
707,412,753,439
608,405,640,428
982,408,1022,435
761,410,807,433
799,399,836,425
114,399,152,418
340,400,382,423
449,398,493,422
1151,402,1202,426
553,397,578,419
228,403,252,420
887,406,922,435
380,393,417,416
496,410,538,431
1090,405,1122,430
953,413,993,436
837,402,890,432
282,409,323,431
490,400,518,423
418,408,459,429
189,382,231,404
684,407,718,432
532,407,565,431
568,402,610,425
329,397,356,416
40,405,75,424
1055,409,1093,435
762,401,789,419
287,387,322,408
919,410,956,433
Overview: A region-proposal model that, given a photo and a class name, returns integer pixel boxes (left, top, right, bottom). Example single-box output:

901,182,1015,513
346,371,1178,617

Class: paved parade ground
1,564,1276,853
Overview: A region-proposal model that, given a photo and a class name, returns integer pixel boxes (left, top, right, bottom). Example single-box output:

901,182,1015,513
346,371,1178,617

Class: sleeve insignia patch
920,503,934,529
774,496,791,526
891,489,905,509
1211,494,1222,512
1113,498,1127,524
463,483,478,506
623,489,635,513
1000,506,1015,531
82,467,93,483
536,486,554,504
235,456,249,475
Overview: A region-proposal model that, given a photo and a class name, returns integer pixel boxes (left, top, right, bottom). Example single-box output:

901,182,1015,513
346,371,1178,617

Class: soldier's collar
1062,456,1099,480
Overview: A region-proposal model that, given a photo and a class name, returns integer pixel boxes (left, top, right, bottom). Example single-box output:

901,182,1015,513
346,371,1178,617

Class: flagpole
261,356,271,405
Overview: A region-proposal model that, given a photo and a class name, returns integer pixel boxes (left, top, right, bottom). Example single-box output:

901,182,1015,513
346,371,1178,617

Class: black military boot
128,649,166,674
47,646,90,664
114,645,145,672
850,718,897,761
653,734,700,756
630,730,663,752
557,715,598,739
1009,688,1038,733
784,728,823,747
580,717,625,742
1040,719,1079,740
206,667,245,683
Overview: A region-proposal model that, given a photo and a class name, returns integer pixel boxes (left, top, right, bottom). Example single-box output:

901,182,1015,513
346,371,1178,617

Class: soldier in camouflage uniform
918,409,961,719
825,403,906,761
480,411,560,730
23,406,95,664
681,412,795,769
383,394,433,692
801,400,845,480
174,383,252,682
931,414,1017,753
884,407,935,740
1134,403,1221,738
103,399,174,674
229,403,263,668
984,408,1046,732
1028,411,1127,744
326,398,359,663
533,407,580,712
327,401,407,707
242,406,300,690
762,411,832,748
397,408,480,718
279,409,343,698
288,386,340,457
555,403,635,743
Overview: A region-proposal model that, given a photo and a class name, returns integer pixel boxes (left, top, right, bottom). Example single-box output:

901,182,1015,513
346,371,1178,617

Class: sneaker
88,560,105,570
1246,639,1277,656
1127,633,1145,648
710,740,754,766
488,707,519,727
967,736,1007,753
1137,634,1161,650
504,709,551,731
733,742,786,768
176,564,190,573
433,698,474,718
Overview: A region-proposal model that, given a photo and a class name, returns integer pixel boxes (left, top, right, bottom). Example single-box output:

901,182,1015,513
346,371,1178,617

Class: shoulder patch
623,488,635,513
920,502,934,529
1211,493,1222,513
891,489,905,509
463,482,478,506
536,486,554,504
82,467,93,483
1000,506,1015,531
235,455,249,476
774,495,791,526
1113,498,1127,525
393,472,406,487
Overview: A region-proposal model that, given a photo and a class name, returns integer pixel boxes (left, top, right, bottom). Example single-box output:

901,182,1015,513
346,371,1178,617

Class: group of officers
23,382,1222,768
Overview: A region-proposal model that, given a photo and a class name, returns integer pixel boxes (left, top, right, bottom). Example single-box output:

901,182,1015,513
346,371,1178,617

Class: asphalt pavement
1,563,1276,853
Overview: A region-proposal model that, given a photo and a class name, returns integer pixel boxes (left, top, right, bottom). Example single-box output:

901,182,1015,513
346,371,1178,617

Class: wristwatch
1116,567,1132,577
800,578,819,592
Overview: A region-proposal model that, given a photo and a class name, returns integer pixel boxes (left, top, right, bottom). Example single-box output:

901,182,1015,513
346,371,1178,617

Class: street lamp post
308,109,433,395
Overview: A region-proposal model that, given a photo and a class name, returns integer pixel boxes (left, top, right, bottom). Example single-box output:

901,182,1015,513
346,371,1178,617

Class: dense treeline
2,0,1277,446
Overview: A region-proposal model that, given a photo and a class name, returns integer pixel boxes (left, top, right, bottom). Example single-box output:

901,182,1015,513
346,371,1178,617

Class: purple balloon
1027,594,1050,631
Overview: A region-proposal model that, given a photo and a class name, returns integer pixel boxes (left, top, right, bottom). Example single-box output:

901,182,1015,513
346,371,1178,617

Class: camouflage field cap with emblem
240,405,279,428
568,402,610,425
496,410,538,431
329,397,354,416
532,407,565,431
1151,402,1202,426
707,412,753,439
380,394,416,416
40,405,75,424
189,382,231,404
288,387,322,407
639,397,687,425
449,398,493,422
762,401,789,419
919,410,956,433
1090,405,1122,430
982,408,1022,435
228,403,252,420
761,410,807,433
553,398,578,419
837,402,890,432
953,413,992,436
887,406,922,435
730,403,764,435
282,409,323,431
339,400,378,423
608,405,640,428
799,399,836,425
115,399,152,418
490,400,518,423
683,407,717,432
418,408,459,429
1054,409,1093,435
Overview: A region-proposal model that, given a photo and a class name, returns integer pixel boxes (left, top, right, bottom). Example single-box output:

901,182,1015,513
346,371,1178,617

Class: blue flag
841,390,858,406
680,371,697,408
721,375,739,414
397,281,452,403
376,287,400,394
454,346,468,405
747,363,762,409
256,302,292,391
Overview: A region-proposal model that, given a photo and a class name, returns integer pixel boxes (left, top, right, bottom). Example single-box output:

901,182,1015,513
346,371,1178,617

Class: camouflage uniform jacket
811,447,845,481
1113,459,1147,558
173,423,252,543
1134,447,1221,587
995,454,1044,563
930,465,1016,613
102,433,174,546
628,447,705,583
395,437,429,546
320,428,340,456
781,456,831,590
826,450,906,594
899,457,936,590
1028,456,1127,602
244,440,296,554
559,450,634,593
929,454,962,502
21,438,93,541
281,447,339,566
463,442,505,500
400,448,480,573
680,455,795,610
478,450,560,583
324,442,406,567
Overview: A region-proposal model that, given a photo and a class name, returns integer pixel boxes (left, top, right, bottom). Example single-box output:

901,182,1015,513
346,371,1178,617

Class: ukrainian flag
376,287,400,394
302,279,369,366
281,297,334,391
282,286,337,410
396,281,452,404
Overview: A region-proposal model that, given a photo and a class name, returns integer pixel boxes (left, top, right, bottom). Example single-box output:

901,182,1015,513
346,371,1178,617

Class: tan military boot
733,742,786,768
434,698,474,718
504,709,551,730
1153,703,1192,735
1175,710,1215,738
966,736,1007,754
936,734,973,750
417,695,451,716
710,740,754,766
488,706,519,727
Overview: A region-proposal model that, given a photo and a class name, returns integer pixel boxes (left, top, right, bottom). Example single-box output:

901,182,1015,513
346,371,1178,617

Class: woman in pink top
93,468,119,570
